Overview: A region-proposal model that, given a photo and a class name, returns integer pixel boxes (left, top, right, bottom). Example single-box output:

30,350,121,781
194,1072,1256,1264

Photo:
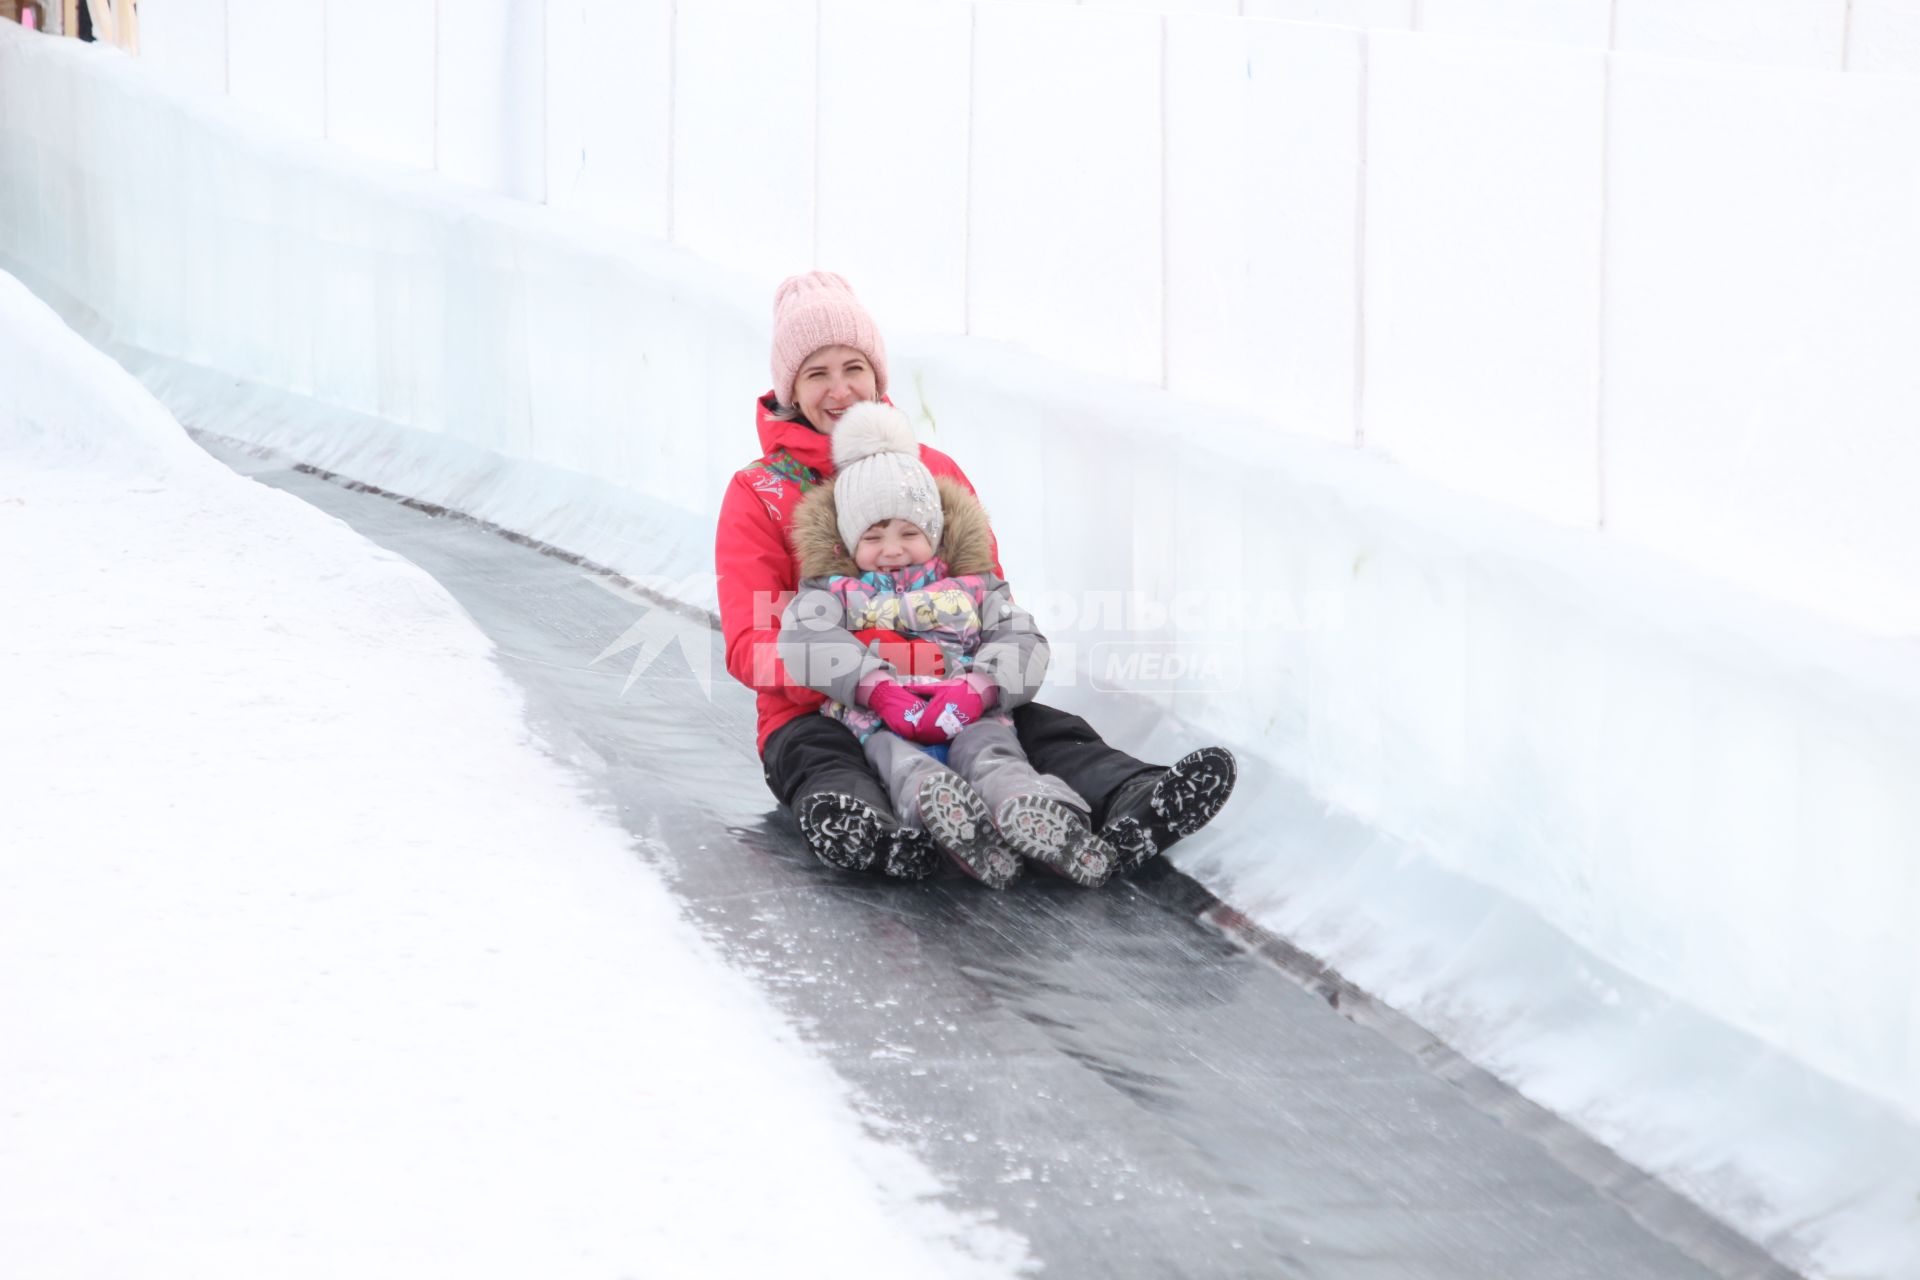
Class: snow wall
5,17,1920,1278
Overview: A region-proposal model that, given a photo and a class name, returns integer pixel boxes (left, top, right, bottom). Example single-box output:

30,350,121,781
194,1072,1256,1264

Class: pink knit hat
769,271,889,409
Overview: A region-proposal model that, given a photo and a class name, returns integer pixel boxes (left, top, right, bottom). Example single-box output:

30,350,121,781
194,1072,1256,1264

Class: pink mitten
867,679,932,739
913,682,988,743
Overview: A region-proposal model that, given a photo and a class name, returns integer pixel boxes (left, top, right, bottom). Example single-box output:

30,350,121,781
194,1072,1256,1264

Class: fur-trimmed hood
791,474,995,580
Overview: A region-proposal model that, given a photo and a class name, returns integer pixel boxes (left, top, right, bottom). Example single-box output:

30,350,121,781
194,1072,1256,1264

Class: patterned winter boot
1100,746,1238,875
793,792,887,874
878,824,942,881
915,773,1022,890
995,796,1117,889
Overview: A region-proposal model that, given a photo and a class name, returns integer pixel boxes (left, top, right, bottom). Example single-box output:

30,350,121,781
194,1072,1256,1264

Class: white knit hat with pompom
830,402,943,554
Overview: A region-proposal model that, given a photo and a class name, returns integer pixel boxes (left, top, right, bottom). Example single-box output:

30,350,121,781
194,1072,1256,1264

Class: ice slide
188,423,1790,1280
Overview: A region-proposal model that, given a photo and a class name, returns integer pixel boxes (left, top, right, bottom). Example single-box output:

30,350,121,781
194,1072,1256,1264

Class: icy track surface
0,272,1025,1278
175,453,1798,1279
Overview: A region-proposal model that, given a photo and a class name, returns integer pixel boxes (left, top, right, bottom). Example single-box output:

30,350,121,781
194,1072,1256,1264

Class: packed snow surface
0,270,1025,1278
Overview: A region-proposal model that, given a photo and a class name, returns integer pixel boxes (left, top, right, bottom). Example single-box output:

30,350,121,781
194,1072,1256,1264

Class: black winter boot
793,792,890,874
879,824,942,880
1101,746,1237,874
793,792,942,880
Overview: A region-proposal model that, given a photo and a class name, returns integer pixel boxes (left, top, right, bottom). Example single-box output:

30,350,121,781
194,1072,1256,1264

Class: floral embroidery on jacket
751,449,820,493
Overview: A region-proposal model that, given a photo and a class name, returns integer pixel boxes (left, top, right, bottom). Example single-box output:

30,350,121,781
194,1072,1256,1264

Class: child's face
855,518,934,572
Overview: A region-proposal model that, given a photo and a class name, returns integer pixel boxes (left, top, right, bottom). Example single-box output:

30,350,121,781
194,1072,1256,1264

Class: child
777,402,1117,889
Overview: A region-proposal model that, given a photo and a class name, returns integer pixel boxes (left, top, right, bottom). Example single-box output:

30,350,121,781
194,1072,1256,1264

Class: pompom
830,401,918,470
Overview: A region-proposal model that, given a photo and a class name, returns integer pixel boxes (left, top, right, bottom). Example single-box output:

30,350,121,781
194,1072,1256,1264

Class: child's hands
914,681,989,742
867,679,933,740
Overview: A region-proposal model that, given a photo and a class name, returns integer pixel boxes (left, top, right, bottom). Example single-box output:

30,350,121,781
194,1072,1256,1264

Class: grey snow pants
865,720,1089,831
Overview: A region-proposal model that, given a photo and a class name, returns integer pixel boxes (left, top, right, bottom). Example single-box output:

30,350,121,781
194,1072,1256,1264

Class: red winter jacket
716,394,1000,754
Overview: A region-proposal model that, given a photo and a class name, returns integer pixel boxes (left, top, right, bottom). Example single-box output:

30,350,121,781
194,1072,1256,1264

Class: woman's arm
715,474,818,702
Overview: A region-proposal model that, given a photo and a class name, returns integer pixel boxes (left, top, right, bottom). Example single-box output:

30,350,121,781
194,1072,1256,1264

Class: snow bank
0,272,1026,1277
5,20,1920,1277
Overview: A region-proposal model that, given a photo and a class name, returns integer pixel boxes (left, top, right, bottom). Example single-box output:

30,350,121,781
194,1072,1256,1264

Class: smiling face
853,518,935,573
793,345,878,429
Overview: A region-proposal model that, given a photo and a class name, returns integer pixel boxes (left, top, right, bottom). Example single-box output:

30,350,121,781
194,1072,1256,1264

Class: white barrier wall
1362,31,1605,526
118,0,1920,637
1162,16,1360,443
1612,0,1845,70
1604,56,1920,632
131,0,1920,112
1848,0,1920,74
436,0,545,200
1416,0,1613,47
1245,0,1412,26
816,0,972,338
8,24,1920,1274
670,0,815,282
135,0,226,94
968,3,1163,384
544,0,672,237
227,0,324,139
970,0,1908,72
324,0,434,169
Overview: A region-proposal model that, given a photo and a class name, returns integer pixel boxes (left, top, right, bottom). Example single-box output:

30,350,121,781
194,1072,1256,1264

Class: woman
715,271,1235,880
